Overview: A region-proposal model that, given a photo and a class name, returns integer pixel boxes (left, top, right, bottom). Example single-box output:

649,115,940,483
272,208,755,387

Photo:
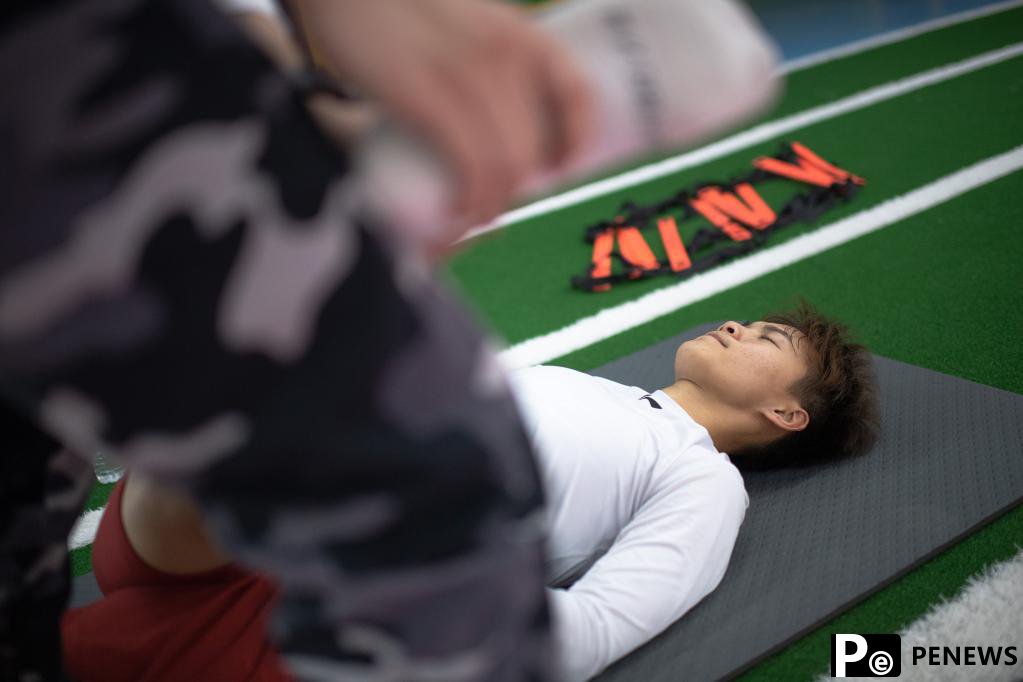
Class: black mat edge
720,497,1023,681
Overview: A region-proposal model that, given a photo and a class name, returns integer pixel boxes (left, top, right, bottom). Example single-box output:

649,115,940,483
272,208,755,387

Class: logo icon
639,395,662,409
831,634,901,677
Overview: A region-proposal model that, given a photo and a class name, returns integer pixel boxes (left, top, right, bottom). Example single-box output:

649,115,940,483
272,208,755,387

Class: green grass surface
552,170,1023,394
69,6,1023,680
447,55,1023,345
71,544,92,578
773,6,1023,118
71,481,115,576
739,503,1023,681
496,5,1023,206
545,168,1023,680
442,12,1023,681
85,481,115,511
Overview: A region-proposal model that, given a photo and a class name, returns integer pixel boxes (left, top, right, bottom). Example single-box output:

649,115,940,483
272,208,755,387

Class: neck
660,379,758,454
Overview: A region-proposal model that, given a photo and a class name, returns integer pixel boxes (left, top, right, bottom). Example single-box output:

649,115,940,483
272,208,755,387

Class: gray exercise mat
590,324,1023,682
71,572,103,609
70,323,1023,681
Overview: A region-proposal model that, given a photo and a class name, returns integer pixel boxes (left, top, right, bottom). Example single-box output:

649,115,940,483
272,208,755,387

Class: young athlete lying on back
62,302,878,681
511,302,879,679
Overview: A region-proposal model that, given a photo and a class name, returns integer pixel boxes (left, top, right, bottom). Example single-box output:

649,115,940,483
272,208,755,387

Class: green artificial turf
65,6,1023,679
71,544,92,578
551,169,1023,394
539,168,1023,680
738,503,1023,681
85,481,115,511
503,4,1023,202
765,6,1023,121
441,10,1023,679
447,54,1023,346
70,481,115,576
730,170,1023,680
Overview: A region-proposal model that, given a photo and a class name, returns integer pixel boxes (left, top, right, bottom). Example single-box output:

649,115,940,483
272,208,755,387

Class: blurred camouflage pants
0,1,551,680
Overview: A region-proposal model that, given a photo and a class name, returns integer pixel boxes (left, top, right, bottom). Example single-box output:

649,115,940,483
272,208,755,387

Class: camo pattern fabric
0,1,552,680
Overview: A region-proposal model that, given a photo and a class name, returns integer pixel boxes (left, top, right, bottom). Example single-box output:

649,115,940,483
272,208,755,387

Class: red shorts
61,479,292,681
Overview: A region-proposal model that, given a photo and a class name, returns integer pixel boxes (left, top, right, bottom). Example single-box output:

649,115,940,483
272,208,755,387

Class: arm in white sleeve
547,462,747,681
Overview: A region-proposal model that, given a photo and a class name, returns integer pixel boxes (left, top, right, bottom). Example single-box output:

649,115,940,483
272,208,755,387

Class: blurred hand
226,10,381,149
289,0,596,230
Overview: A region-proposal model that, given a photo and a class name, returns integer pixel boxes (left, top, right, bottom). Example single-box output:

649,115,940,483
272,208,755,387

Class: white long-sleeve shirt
507,366,748,681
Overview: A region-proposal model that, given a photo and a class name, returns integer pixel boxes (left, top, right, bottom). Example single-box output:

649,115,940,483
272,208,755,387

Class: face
674,320,810,412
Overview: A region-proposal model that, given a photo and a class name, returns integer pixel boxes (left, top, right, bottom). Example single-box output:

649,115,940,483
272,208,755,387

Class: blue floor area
746,0,1016,61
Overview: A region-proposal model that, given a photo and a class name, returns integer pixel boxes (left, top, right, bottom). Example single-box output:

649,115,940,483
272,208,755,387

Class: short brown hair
732,301,880,469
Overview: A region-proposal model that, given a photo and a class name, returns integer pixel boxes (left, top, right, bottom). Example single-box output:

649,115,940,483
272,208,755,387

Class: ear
760,403,809,434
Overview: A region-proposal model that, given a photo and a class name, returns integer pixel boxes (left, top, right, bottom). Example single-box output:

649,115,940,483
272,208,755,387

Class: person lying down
512,302,879,679
61,302,879,681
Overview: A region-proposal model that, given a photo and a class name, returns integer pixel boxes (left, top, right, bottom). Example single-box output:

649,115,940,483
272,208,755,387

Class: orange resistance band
753,140,866,187
701,184,775,228
589,228,615,292
691,182,777,241
617,226,659,278
656,217,692,271
689,194,753,242
578,142,865,292
587,219,694,285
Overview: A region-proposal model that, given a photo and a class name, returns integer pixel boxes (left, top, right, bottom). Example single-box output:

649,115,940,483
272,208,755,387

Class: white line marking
461,40,1023,242
65,146,1023,552
498,145,1023,369
66,17,1023,552
781,0,1023,73
69,508,105,551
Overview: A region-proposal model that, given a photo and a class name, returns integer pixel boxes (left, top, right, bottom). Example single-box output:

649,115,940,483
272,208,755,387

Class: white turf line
498,144,1023,369
814,546,1023,682
460,39,1023,242
67,20,1023,554
69,508,104,551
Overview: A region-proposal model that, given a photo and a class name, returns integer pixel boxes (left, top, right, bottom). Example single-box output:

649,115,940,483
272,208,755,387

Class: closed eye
760,324,797,353
761,334,779,347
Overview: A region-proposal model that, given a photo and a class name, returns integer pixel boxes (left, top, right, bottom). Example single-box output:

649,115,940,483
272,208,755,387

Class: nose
719,320,745,340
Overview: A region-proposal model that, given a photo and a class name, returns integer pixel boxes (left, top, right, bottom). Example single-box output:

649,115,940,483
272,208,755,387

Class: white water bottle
356,0,781,245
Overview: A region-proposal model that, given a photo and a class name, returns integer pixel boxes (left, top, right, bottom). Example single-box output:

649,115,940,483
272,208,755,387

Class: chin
674,343,698,381
673,344,688,375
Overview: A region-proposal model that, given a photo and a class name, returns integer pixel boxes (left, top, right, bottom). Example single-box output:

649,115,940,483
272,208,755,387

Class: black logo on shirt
639,395,662,409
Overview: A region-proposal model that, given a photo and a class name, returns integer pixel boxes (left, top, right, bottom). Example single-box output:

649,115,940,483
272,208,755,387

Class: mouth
707,331,728,347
